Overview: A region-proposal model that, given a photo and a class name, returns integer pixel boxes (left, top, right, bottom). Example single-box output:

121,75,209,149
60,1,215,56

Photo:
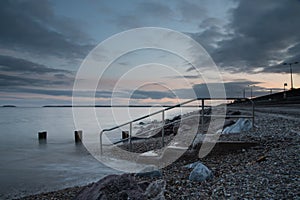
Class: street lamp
283,62,298,90
283,83,287,99
248,85,255,99
283,83,287,91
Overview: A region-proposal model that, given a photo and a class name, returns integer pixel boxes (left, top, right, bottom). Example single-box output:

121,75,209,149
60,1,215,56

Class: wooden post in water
74,130,83,143
122,131,129,141
38,131,47,140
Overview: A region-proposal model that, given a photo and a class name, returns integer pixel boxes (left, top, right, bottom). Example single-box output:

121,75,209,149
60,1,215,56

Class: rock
73,174,145,200
222,118,252,134
223,120,236,129
137,181,151,191
144,180,166,200
191,133,204,149
171,115,181,122
135,165,162,178
226,110,241,118
189,162,213,182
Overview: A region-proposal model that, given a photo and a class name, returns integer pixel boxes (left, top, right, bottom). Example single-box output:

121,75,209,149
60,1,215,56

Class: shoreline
16,106,300,199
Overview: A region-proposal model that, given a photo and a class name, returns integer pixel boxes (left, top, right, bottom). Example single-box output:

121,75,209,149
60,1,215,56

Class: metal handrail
100,98,254,155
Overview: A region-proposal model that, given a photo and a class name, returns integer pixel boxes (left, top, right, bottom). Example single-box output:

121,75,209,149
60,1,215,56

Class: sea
0,107,195,199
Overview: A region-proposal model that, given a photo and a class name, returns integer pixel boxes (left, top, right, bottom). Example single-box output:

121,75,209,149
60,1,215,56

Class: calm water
0,107,193,199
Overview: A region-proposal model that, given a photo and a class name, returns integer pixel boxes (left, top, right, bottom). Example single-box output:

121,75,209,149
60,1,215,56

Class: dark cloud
0,73,71,88
2,87,73,96
174,80,266,98
167,75,200,79
262,62,300,74
130,90,176,99
137,2,173,18
0,55,71,74
0,78,276,102
0,54,74,91
54,73,70,79
190,0,300,74
0,0,93,58
113,1,173,29
189,25,226,53
1,87,118,98
176,1,207,22
113,15,142,29
216,0,300,73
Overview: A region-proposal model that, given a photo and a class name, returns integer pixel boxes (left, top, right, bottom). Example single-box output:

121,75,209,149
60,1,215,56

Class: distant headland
2,105,16,107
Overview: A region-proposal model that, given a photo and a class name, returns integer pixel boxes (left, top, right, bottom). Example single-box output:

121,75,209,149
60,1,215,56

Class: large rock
144,180,166,200
73,174,143,200
74,173,165,200
222,118,252,134
189,162,213,182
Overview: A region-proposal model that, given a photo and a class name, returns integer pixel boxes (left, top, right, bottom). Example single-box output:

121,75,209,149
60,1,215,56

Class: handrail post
251,100,255,130
100,130,104,155
162,110,165,147
201,99,205,133
129,122,132,151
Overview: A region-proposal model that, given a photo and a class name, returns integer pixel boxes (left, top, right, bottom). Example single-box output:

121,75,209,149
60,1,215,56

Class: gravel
16,107,300,200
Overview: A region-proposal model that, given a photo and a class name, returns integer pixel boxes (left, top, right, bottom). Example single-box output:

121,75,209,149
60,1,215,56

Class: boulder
222,118,252,134
144,180,166,200
226,110,241,119
189,162,213,182
74,174,144,200
74,173,166,200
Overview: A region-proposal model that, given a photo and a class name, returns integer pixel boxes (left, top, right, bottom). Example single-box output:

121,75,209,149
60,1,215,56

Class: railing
100,98,255,155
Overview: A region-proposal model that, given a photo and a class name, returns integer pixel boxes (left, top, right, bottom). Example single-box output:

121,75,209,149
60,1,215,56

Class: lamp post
283,83,287,99
248,85,255,99
283,83,287,91
283,62,298,90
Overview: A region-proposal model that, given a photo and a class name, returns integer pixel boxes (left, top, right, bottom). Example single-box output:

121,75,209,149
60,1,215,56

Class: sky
0,0,300,106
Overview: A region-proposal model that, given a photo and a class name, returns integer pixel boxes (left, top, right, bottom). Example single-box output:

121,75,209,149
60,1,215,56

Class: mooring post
251,101,255,130
100,130,103,155
161,110,165,147
201,99,205,133
75,130,83,143
129,122,132,151
38,131,47,140
122,131,129,141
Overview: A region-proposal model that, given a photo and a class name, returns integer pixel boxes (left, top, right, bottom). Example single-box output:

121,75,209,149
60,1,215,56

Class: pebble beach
17,105,300,200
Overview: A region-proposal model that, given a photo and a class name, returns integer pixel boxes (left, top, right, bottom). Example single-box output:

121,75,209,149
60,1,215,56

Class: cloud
174,80,265,98
0,55,71,74
216,0,300,73
0,78,276,104
167,75,200,79
0,0,93,59
262,62,300,74
0,54,74,90
0,73,72,88
176,0,207,22
0,87,120,99
189,0,300,74
130,90,176,99
137,2,173,18
112,1,174,29
0,55,75,90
